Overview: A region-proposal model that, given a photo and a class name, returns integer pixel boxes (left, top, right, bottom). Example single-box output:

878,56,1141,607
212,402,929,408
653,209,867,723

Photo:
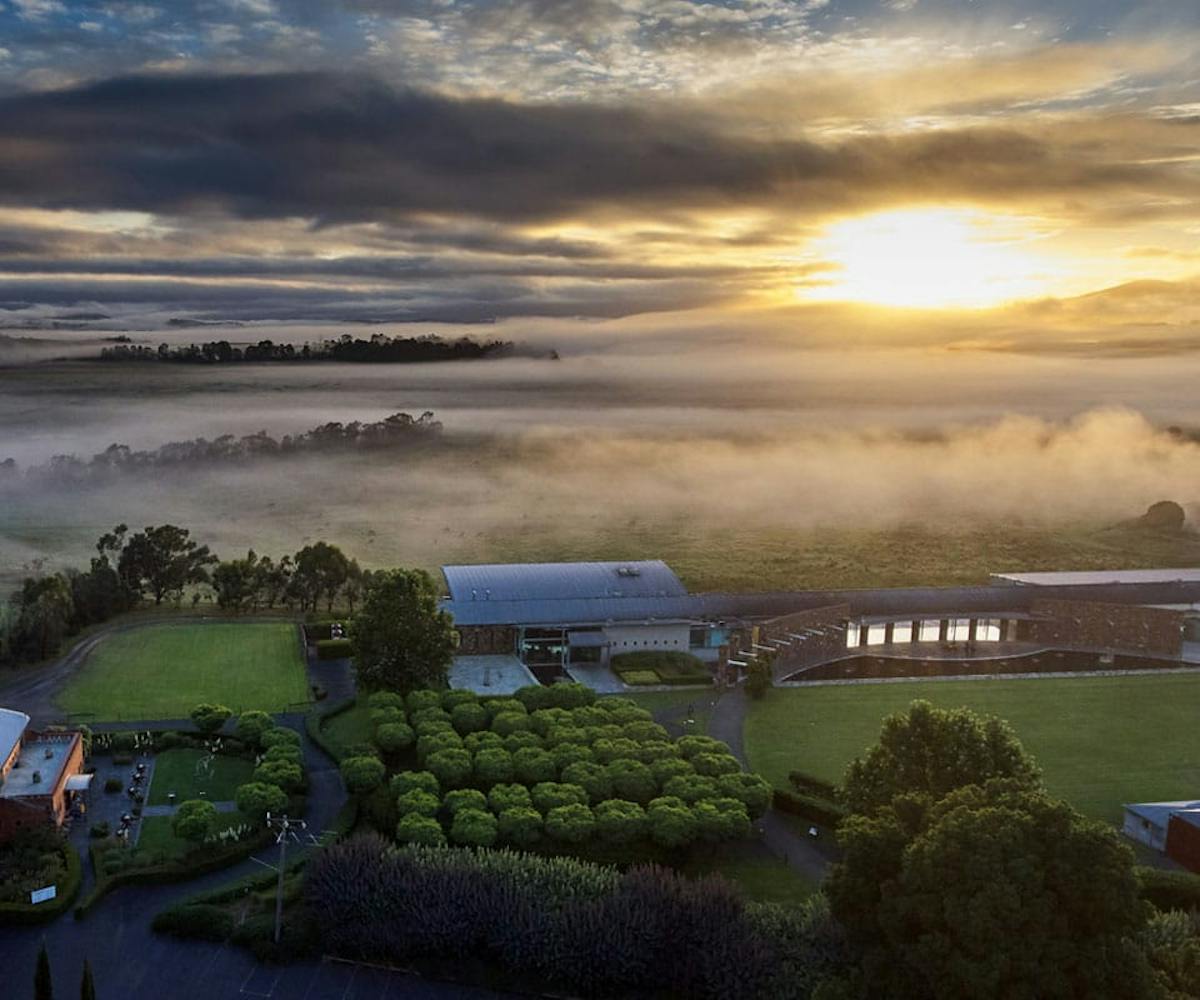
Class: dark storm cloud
0,71,1192,226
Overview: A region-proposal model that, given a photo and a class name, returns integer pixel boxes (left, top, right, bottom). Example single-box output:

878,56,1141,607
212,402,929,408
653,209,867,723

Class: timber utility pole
265,812,307,944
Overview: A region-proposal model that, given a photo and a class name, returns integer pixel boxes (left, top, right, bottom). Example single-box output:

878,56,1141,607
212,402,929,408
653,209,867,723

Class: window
977,618,1001,641
866,624,887,646
690,627,708,648
846,623,861,647
892,622,913,643
919,620,941,642
950,618,971,641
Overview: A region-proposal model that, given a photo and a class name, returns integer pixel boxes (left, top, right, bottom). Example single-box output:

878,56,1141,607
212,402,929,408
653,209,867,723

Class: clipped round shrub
374,722,415,754
606,758,657,804
647,796,697,848
414,718,455,739
551,742,594,772
530,782,589,814
367,691,405,711
544,803,595,844
473,748,514,786
410,706,451,728
491,711,533,737
451,702,489,735
440,689,479,711
489,783,534,813
340,755,385,795
529,708,572,736
426,748,473,789
512,747,557,785
263,743,302,766
570,705,610,729
261,727,302,750
443,788,488,815
663,774,721,804
369,706,406,728
561,761,613,803
172,799,217,843
463,731,505,753
497,806,543,846
396,813,446,846
694,797,751,841
544,726,589,749
540,682,595,710
676,735,727,759
622,720,670,743
236,781,288,821
483,697,527,719
693,752,741,778
417,730,463,764
190,703,231,735
405,690,442,714
599,701,652,725
595,799,647,843
513,684,554,712
635,741,681,765
395,789,440,817
450,808,498,847
391,770,439,799
586,723,624,744
593,738,640,764
256,758,304,792
651,756,696,786
717,772,772,818
235,710,275,749
502,730,543,753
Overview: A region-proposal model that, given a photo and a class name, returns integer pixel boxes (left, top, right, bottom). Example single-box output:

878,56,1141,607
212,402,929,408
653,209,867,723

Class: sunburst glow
805,208,1052,309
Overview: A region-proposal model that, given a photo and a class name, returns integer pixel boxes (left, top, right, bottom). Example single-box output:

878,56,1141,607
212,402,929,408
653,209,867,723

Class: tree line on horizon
0,524,376,668
0,410,442,486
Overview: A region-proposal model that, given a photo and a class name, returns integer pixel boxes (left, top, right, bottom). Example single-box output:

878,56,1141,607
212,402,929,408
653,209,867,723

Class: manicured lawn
145,748,255,806
58,622,309,720
136,811,251,860
681,840,815,906
745,673,1200,824
621,690,719,735
320,697,373,757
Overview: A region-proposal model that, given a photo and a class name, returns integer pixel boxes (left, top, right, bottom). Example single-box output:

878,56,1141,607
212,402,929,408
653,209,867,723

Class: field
57,622,309,720
744,673,1200,824
136,812,250,860
145,748,256,806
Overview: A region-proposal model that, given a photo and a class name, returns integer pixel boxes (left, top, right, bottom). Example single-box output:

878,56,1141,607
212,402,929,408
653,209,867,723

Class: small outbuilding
1123,799,1200,872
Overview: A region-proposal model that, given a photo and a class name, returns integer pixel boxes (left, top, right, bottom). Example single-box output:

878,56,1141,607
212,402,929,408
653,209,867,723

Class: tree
841,700,1041,815
595,799,647,843
352,569,456,693
189,703,231,735
826,779,1157,1000
395,789,440,817
211,551,259,611
426,748,472,788
117,524,216,605
692,752,741,777
512,747,557,785
374,722,415,754
234,710,275,749
716,772,772,819
391,770,439,799
647,796,697,848
340,755,385,795
473,748,514,786
173,799,217,843
662,774,721,804
498,806,543,846
442,788,488,815
292,542,351,613
606,758,657,805
561,761,613,803
746,656,773,699
488,783,533,813
35,941,52,1000
396,813,446,846
254,758,304,792
531,782,589,813
451,702,489,734
80,958,95,1000
693,798,750,841
235,781,287,821
11,574,73,662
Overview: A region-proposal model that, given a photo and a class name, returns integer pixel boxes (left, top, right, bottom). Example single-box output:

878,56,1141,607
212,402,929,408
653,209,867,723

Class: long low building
440,560,1200,682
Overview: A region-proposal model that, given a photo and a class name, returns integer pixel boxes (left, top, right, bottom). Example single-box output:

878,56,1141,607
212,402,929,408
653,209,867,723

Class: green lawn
622,690,718,735
58,622,309,720
745,673,1200,825
136,811,251,860
681,840,815,906
145,748,255,806
319,697,374,757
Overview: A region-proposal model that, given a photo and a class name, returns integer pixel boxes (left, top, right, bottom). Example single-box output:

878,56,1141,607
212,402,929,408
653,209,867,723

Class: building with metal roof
992,568,1200,587
442,560,687,603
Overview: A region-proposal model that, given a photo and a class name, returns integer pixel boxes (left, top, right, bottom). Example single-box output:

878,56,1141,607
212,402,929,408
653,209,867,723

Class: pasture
57,622,309,720
744,672,1200,824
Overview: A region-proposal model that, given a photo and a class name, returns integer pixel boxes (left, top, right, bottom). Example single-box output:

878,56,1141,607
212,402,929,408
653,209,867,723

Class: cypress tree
34,941,52,1000
80,959,95,1000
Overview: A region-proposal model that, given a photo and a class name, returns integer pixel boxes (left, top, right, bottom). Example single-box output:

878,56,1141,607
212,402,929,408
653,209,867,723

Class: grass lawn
681,840,815,906
320,697,374,757
745,673,1200,825
145,748,256,806
621,690,719,736
58,622,309,720
136,811,251,860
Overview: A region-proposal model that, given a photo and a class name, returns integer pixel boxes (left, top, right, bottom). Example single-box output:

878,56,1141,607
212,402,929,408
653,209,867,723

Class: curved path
707,685,835,885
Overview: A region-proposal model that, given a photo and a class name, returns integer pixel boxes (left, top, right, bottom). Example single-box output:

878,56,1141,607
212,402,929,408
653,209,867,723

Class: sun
802,207,1050,309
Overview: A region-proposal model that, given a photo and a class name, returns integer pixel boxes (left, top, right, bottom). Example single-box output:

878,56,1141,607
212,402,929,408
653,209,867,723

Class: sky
0,0,1198,352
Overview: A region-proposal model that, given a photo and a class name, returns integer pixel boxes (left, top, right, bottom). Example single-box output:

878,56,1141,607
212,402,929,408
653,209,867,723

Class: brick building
0,707,88,842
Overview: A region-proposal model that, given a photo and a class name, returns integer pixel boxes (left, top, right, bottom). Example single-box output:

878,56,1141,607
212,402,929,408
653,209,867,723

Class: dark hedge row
306,835,847,999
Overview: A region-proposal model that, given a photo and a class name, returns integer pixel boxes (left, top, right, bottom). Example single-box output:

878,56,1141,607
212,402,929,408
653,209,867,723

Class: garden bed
611,651,712,686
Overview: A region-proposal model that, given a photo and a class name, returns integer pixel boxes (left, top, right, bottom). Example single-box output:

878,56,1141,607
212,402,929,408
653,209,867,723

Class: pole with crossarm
265,812,306,944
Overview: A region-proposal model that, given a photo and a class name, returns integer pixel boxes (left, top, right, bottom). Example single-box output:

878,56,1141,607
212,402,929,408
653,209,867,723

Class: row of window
616,638,682,647
846,618,1004,647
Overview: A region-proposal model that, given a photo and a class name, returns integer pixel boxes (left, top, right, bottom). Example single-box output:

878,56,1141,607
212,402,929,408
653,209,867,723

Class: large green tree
291,542,350,613
841,699,1041,815
826,779,1157,1000
352,568,455,693
118,524,216,605
11,574,73,661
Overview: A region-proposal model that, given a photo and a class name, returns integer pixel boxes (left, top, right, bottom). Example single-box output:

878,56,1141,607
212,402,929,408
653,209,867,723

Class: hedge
1137,866,1200,911
316,638,354,660
787,770,841,801
0,841,83,925
772,789,846,829
152,903,236,941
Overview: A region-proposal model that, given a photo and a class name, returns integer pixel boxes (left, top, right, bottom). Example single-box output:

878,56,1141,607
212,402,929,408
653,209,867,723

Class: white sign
30,885,56,905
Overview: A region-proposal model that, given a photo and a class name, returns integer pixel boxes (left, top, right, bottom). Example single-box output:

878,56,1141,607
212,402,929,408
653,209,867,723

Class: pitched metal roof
0,707,29,766
1125,800,1200,829
993,569,1200,586
442,560,687,603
